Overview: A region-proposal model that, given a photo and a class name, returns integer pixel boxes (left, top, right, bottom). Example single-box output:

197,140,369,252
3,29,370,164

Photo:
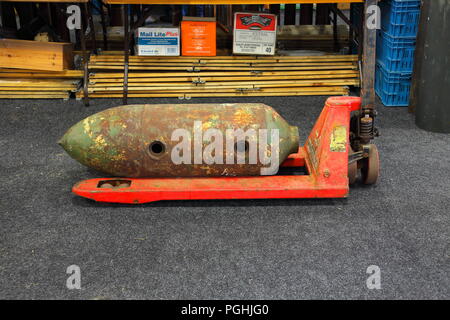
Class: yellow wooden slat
88,85,350,93
0,87,76,91
0,69,82,78
90,54,358,61
0,90,72,94
0,94,69,99
90,70,358,79
89,79,358,91
0,79,79,87
90,74,359,84
89,65,357,71
77,88,349,99
89,62,356,68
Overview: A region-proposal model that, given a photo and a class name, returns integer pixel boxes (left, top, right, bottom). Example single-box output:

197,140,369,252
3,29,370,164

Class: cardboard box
233,12,277,55
135,27,180,56
0,38,73,71
181,17,216,56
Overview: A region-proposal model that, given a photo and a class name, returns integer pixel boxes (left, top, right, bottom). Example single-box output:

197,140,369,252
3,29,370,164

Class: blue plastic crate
380,0,421,38
375,64,411,106
377,30,416,73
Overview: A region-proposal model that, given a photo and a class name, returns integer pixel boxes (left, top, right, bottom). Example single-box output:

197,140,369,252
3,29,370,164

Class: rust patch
233,108,256,127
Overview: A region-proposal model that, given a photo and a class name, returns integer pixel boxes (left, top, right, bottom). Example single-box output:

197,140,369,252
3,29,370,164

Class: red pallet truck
72,1,380,204
73,95,379,204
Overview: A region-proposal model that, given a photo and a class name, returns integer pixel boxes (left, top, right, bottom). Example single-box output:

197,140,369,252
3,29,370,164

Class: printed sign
233,13,277,55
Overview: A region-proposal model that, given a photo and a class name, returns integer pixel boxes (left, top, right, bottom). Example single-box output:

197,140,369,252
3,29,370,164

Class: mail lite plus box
135,27,180,56
181,17,216,56
233,12,277,55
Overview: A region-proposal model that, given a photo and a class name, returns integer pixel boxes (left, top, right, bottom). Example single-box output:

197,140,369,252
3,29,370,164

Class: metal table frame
103,1,373,109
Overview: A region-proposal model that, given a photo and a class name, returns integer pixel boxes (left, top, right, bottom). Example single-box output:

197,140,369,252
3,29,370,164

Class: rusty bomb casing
59,103,299,177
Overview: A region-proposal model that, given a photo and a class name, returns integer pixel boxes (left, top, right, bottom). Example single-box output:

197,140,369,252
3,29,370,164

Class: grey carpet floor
0,96,449,299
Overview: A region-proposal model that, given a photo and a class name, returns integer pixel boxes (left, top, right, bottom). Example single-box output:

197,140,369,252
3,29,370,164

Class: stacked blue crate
376,0,421,106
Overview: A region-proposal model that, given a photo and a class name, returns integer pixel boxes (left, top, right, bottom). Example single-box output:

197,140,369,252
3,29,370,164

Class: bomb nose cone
58,117,99,169
57,107,141,177
58,135,66,148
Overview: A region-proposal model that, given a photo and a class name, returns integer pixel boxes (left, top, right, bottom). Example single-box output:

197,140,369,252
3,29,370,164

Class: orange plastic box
181,17,216,56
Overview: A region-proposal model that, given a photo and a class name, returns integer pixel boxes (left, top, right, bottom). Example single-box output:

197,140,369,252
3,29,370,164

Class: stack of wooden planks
0,69,82,99
78,54,359,99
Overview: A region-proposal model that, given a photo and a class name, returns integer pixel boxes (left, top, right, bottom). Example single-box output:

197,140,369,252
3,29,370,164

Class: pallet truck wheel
361,144,380,185
348,148,358,184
